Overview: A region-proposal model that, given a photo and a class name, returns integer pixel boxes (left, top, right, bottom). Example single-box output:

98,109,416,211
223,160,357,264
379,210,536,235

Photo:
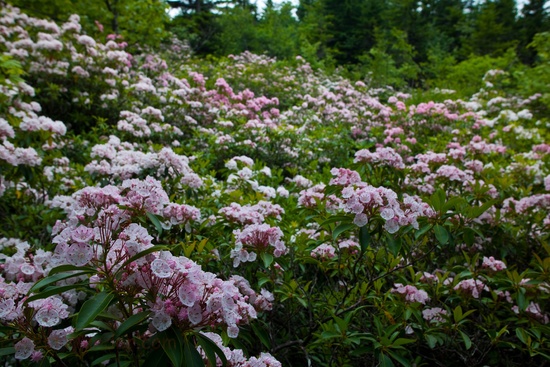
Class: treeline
5,0,550,92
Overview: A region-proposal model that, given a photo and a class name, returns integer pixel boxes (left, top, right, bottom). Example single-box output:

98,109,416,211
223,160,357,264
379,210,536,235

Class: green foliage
255,3,300,60
0,55,24,86
213,7,260,56
429,48,518,97
515,32,550,110
358,28,421,88
459,0,518,58
6,0,170,48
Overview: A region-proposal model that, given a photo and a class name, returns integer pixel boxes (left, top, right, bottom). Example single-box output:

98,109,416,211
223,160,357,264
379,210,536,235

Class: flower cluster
392,284,430,304
340,181,433,232
231,224,287,267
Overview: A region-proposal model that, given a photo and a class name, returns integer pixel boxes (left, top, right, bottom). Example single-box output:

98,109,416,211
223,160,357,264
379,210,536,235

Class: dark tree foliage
321,0,381,64
6,0,550,88
517,0,550,64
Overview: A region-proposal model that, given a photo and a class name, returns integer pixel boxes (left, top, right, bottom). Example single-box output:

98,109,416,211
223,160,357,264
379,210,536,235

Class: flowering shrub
1,5,550,367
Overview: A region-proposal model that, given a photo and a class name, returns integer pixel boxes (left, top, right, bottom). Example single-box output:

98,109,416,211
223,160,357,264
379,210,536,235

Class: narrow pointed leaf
333,222,356,240
459,331,472,350
114,245,167,277
91,353,117,366
359,226,370,252
25,283,86,304
29,271,93,293
115,311,151,338
0,347,14,357
147,212,163,235
196,333,228,367
161,327,184,367
48,264,96,276
183,336,205,367
75,292,115,331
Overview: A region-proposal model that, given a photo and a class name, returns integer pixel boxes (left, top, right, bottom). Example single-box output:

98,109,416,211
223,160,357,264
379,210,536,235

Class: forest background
6,0,549,97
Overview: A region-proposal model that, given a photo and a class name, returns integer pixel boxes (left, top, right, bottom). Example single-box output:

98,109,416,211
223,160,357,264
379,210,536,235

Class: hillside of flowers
1,5,550,367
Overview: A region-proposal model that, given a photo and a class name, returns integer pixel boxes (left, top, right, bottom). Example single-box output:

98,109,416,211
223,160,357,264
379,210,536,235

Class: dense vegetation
0,1,549,367
5,0,550,93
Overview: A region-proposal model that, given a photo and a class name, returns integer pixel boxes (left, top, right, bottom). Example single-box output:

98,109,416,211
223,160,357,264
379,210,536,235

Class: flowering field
1,5,550,367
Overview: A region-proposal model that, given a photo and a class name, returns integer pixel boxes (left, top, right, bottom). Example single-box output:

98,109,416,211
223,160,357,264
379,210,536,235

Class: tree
257,2,300,59
460,0,518,57
320,0,387,64
517,0,550,64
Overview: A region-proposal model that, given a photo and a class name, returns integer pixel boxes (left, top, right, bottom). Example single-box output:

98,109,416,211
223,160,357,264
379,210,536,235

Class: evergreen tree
461,0,518,57
517,0,550,64
427,0,464,53
321,0,387,64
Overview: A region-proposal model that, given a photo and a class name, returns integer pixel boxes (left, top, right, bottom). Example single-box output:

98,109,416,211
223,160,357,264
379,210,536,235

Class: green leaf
48,264,97,276
91,353,117,366
516,328,528,344
319,215,353,228
442,197,465,212
0,347,14,357
161,327,185,367
430,189,446,212
414,224,432,240
387,350,412,367
392,338,416,347
517,291,527,311
459,331,472,350
108,362,131,367
251,322,271,349
434,224,449,245
257,275,271,288
462,227,476,246
29,271,93,293
466,200,498,219
75,292,115,331
147,212,163,235
114,245,167,277
143,348,170,367
386,234,402,256
425,334,437,349
359,226,370,252
260,252,274,268
114,311,151,338
88,344,116,352
333,222,356,240
196,333,228,367
25,283,86,304
453,306,463,323
379,353,396,367
183,336,205,367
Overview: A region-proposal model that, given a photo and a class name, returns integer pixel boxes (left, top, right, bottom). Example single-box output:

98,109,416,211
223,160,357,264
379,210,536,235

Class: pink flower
311,244,336,259
231,224,287,267
14,337,34,360
453,279,489,298
422,307,447,323
48,327,72,350
151,258,173,278
28,297,69,328
392,284,430,304
151,311,172,331
482,256,507,272
354,147,405,169
66,243,93,266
